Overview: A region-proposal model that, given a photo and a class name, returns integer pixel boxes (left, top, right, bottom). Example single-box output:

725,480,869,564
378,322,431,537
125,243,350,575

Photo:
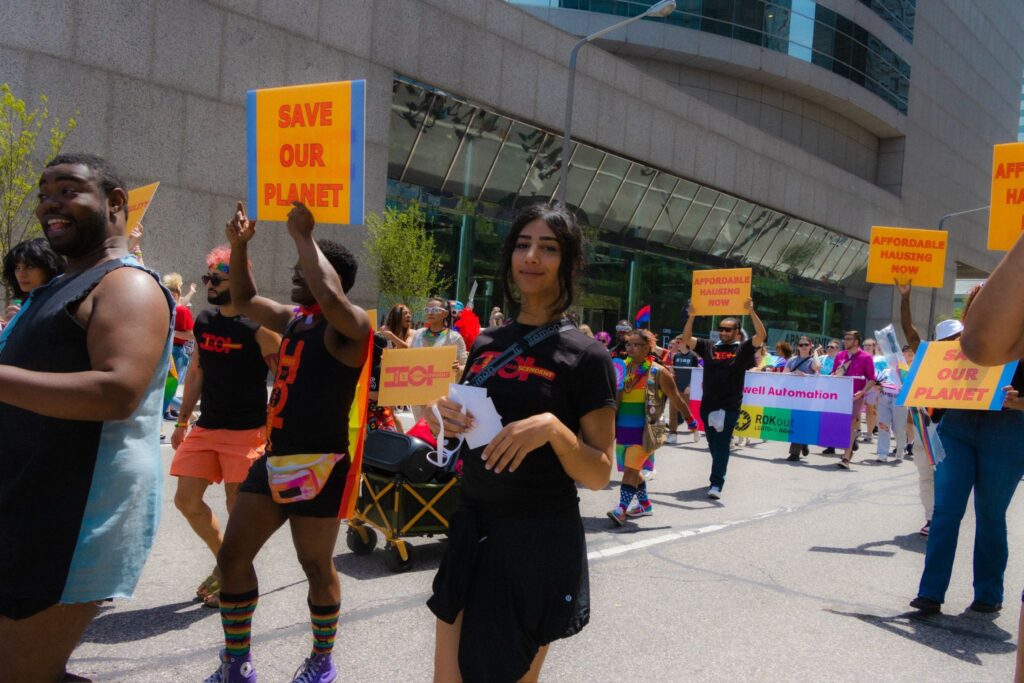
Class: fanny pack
266,452,344,504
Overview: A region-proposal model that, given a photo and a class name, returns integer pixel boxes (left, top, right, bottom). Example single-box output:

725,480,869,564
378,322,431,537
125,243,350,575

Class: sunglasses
615,325,632,332
718,326,737,332
797,342,811,347
424,306,447,315
202,274,228,286
426,404,465,470
625,341,646,348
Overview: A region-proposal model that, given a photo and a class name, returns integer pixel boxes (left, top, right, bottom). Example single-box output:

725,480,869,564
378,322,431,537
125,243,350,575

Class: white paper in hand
449,384,505,449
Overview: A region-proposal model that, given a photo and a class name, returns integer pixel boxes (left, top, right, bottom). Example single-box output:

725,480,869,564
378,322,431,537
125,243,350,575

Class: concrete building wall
1,0,1021,336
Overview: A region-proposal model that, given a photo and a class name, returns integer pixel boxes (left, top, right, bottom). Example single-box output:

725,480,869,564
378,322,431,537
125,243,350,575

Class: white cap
935,319,963,341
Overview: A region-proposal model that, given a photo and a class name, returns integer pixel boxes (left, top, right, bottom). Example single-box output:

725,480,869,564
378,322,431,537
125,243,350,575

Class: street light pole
926,205,989,337
558,0,677,205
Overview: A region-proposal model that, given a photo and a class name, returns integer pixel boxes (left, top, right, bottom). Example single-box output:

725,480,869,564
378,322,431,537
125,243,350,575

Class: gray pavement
69,430,1023,682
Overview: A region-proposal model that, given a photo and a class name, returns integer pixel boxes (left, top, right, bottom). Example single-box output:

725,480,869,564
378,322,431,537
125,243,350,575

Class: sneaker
607,506,627,526
626,504,653,518
291,653,337,683
821,447,836,455
968,600,1002,613
837,460,850,470
872,426,879,435
861,435,873,444
904,443,915,457
642,468,657,482
666,433,678,445
875,455,889,463
689,422,702,443
909,596,941,614
708,486,722,500
205,650,257,683
919,521,930,536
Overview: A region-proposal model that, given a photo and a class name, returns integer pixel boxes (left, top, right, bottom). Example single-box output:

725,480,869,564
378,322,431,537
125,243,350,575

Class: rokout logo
383,364,450,388
735,410,752,432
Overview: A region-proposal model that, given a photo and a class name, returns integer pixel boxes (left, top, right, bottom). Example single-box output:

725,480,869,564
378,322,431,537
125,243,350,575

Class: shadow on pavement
826,608,1015,664
334,537,446,579
808,532,926,557
580,515,673,535
81,599,218,644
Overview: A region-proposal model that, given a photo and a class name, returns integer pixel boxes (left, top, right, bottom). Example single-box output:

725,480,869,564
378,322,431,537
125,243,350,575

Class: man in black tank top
168,245,281,609
203,201,370,683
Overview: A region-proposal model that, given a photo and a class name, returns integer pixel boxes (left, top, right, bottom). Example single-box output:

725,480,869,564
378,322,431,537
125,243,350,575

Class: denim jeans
166,343,192,413
917,409,1024,605
701,408,739,490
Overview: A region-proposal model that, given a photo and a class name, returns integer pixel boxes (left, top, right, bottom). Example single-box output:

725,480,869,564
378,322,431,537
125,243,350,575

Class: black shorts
427,503,589,683
239,454,350,518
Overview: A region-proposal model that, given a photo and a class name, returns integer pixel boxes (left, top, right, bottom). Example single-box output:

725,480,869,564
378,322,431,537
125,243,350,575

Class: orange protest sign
866,226,947,288
377,345,457,406
896,341,1019,410
989,142,1024,250
125,182,159,235
246,80,365,225
691,268,751,315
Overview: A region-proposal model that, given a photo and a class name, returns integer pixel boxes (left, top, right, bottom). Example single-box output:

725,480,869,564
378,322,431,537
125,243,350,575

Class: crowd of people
0,152,1021,683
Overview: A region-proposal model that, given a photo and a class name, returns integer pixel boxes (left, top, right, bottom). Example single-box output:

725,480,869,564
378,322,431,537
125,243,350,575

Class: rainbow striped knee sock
219,589,259,657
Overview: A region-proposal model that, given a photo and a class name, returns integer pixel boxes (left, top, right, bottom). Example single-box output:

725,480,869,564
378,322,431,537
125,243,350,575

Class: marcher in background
820,339,840,376
861,338,883,444
162,272,196,420
831,331,876,470
579,323,595,338
609,320,632,358
379,303,414,349
412,297,467,372
772,340,792,372
488,306,504,328
595,330,612,349
784,335,821,461
872,348,907,465
1,237,64,326
666,335,701,444
681,298,766,499
0,153,173,683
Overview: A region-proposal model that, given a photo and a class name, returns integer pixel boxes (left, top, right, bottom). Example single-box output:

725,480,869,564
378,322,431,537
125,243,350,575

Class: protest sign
989,142,1024,250
247,80,365,224
689,369,854,448
125,182,159,235
896,341,1018,410
691,268,751,315
867,226,947,288
377,345,456,406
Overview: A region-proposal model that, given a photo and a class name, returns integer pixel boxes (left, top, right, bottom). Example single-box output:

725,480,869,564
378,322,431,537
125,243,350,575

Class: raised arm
286,202,370,368
746,298,767,347
961,236,1024,365
897,281,922,352
681,301,697,349
225,201,295,334
0,267,169,421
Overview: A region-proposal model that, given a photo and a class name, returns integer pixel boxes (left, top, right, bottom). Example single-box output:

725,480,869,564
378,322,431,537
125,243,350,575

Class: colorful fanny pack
266,452,344,504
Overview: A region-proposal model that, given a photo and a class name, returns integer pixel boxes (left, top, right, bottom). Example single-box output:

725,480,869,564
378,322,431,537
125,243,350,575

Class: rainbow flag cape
909,407,945,467
163,355,179,409
338,321,374,520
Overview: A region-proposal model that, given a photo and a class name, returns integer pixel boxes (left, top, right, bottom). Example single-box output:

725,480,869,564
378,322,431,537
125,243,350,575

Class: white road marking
587,507,791,560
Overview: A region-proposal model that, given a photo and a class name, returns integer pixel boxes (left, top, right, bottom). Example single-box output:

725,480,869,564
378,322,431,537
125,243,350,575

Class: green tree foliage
365,202,451,309
0,84,76,267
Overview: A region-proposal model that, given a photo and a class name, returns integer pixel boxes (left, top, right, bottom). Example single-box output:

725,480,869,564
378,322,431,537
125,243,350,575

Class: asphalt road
69,429,1023,682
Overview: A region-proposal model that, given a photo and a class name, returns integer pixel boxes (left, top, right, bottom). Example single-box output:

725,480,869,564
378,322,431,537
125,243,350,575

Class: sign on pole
989,142,1024,250
125,182,160,235
866,226,947,288
246,80,365,224
896,341,1018,410
691,268,752,315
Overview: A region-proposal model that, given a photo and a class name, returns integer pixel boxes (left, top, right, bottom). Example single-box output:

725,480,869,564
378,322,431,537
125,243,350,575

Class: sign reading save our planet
246,80,365,224
896,341,1019,410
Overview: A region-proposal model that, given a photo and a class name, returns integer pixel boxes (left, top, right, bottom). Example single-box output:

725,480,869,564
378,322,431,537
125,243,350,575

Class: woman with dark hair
783,335,821,461
2,237,64,324
380,303,414,349
425,203,616,682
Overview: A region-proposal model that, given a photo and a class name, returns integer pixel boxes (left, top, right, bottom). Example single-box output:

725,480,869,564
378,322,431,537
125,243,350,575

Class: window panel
710,200,755,257
691,194,739,254
518,133,563,202
729,206,773,261
634,173,676,241
442,110,510,198
754,215,798,268
388,82,433,179
562,145,604,208
480,122,543,205
579,155,630,227
602,164,656,233
741,211,790,264
668,186,719,250
812,235,853,281
403,96,475,190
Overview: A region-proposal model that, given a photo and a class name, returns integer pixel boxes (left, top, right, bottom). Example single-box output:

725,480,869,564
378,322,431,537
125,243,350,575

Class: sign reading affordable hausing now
989,142,1024,250
867,226,947,288
377,345,457,406
247,80,365,225
688,368,854,448
691,268,752,315
896,341,1018,410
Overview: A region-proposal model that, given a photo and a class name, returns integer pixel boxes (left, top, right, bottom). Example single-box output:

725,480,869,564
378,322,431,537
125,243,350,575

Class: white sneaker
666,433,678,445
708,486,722,500
691,429,701,444
626,503,653,518
642,468,657,482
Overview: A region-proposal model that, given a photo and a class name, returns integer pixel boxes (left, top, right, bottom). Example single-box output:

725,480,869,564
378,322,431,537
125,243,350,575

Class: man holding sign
207,201,370,683
681,297,766,499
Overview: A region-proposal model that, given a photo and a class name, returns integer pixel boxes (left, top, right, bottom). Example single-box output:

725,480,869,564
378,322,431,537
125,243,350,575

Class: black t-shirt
671,351,700,391
459,322,616,508
694,338,756,412
194,309,270,430
266,318,361,456
369,332,387,393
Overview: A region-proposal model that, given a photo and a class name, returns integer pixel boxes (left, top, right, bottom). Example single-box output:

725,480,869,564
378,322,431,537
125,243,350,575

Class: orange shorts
170,425,267,484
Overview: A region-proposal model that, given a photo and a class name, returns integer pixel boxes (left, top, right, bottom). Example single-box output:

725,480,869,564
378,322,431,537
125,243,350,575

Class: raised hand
226,201,256,246
286,201,315,241
128,224,144,250
895,279,912,296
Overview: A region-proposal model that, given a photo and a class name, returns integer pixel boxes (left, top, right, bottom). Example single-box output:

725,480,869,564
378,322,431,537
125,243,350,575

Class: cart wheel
384,541,414,573
346,525,377,555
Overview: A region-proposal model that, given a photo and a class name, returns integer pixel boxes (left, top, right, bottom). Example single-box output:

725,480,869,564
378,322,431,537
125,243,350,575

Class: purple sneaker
204,650,256,683
291,653,337,683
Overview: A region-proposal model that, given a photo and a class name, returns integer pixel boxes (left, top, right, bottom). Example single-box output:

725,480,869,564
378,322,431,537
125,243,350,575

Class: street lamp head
645,0,677,18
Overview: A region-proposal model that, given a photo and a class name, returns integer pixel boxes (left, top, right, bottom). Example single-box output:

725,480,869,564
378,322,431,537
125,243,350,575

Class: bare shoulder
75,264,168,328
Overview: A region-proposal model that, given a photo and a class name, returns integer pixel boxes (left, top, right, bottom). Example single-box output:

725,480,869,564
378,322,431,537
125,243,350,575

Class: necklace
422,327,447,345
624,356,653,392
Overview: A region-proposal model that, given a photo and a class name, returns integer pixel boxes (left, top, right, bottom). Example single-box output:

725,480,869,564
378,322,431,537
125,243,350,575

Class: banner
691,268,751,315
689,368,854,448
867,226,947,288
767,328,833,350
896,340,1018,410
377,345,457,406
989,142,1024,250
125,182,159,235
247,79,365,224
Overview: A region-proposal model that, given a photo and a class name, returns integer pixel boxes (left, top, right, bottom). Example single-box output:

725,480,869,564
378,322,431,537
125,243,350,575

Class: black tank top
265,317,361,455
194,309,270,430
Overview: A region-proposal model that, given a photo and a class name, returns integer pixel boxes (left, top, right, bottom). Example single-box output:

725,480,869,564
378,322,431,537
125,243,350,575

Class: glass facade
387,77,869,340
513,0,911,114
856,0,915,42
